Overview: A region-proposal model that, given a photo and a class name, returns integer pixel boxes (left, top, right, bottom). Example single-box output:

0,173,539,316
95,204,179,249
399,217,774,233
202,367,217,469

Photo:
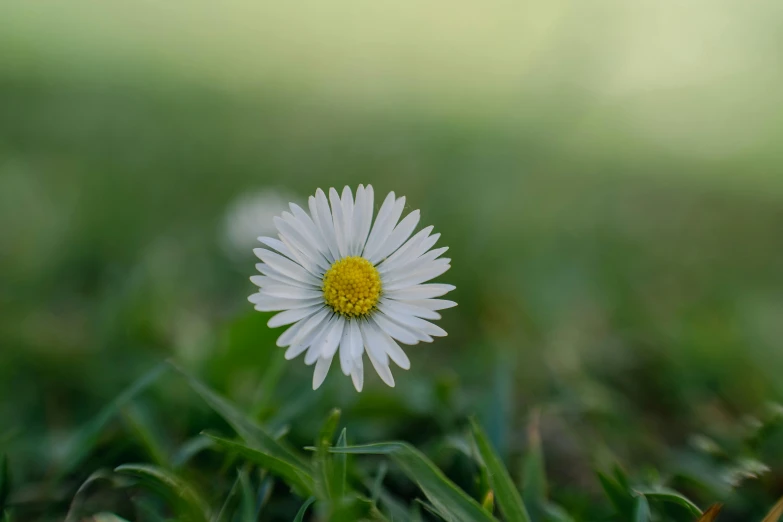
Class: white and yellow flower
248,185,455,391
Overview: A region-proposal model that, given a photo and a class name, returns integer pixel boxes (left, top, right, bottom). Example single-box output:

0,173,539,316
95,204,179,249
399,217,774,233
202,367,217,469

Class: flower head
248,185,455,391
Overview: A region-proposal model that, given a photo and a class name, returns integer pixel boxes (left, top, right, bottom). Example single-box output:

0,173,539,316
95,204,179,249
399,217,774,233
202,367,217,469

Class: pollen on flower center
322,256,381,317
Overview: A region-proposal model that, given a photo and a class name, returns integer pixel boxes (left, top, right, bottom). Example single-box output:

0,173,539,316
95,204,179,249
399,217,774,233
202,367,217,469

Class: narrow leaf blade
204,433,314,495
471,419,532,522
114,464,209,522
330,442,498,522
293,497,316,522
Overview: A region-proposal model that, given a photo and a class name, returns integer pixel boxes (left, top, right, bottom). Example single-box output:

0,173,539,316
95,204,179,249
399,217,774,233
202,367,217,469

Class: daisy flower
248,185,455,391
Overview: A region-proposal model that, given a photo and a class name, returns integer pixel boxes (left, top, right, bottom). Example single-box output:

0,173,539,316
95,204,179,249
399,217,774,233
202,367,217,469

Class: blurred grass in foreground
1,1,783,520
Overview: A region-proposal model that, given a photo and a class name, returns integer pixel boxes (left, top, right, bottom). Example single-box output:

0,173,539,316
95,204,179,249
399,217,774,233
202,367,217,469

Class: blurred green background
2,1,783,520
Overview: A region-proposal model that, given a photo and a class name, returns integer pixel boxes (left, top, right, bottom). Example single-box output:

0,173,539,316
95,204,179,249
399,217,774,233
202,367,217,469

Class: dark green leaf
314,409,340,500
597,472,634,516
371,462,388,505
633,495,651,522
115,464,209,522
238,467,255,522
634,487,701,517
214,471,242,522
59,363,168,475
204,433,315,495
471,419,532,522
334,428,347,501
65,469,117,522
293,497,316,522
329,442,498,522
174,363,311,478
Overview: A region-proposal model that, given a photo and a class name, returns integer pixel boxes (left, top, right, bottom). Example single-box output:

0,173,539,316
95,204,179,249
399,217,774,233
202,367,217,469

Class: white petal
382,247,447,277
384,283,456,300
363,192,405,259
379,299,441,321
368,316,410,369
305,314,337,365
352,184,374,256
311,190,341,261
251,295,323,311
341,186,355,256
368,209,420,264
383,260,451,291
284,342,310,361
403,299,457,311
339,322,353,376
253,249,321,287
255,263,320,290
287,308,330,345
329,188,349,258
349,319,363,359
250,275,274,287
312,354,334,390
366,350,395,387
381,308,447,339
256,237,296,260
268,304,324,327
350,357,364,392
376,226,433,273
359,320,388,365
284,310,331,359
321,316,346,359
276,307,327,347
260,285,322,300
373,312,425,344
289,202,333,261
278,234,323,277
275,215,331,272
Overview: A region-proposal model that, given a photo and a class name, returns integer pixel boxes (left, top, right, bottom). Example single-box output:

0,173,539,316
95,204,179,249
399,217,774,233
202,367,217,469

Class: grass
2,5,783,519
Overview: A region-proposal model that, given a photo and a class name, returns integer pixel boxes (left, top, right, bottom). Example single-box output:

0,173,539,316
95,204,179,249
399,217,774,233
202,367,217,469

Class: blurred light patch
221,188,296,258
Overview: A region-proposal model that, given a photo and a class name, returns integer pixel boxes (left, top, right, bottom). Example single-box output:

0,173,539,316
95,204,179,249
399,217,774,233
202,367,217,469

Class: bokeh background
2,1,783,520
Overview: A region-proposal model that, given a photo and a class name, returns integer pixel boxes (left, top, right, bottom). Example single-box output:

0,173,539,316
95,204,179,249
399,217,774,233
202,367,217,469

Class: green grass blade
597,472,634,516
334,428,347,501
121,405,169,467
65,469,116,522
213,471,241,522
173,363,311,472
114,463,210,522
293,497,316,522
204,433,314,495
238,467,255,522
314,409,340,500
521,411,547,521
329,442,498,522
633,495,651,522
59,362,168,475
634,487,701,517
471,419,532,522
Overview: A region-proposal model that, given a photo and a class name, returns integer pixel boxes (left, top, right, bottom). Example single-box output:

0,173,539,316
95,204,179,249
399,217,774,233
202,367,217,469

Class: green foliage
471,418,532,522
114,464,210,522
330,442,498,522
3,22,783,520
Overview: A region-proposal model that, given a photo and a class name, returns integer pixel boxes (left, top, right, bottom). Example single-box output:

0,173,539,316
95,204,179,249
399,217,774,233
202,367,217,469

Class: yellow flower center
322,256,382,317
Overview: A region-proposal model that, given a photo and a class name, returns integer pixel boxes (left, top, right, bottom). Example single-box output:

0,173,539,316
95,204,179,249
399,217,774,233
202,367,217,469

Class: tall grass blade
114,463,210,522
471,419,532,522
329,442,498,522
